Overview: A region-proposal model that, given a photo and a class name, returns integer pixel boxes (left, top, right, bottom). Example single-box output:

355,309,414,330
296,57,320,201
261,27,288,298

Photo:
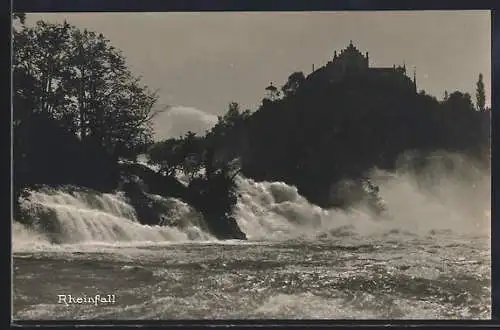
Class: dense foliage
148,66,489,209
13,17,160,197
237,69,490,206
13,14,490,239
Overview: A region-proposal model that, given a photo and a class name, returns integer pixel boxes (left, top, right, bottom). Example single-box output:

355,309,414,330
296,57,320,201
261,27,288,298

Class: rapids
12,153,491,319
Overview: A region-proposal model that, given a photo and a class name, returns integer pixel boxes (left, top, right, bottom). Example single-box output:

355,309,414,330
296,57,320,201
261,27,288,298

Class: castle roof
339,40,364,57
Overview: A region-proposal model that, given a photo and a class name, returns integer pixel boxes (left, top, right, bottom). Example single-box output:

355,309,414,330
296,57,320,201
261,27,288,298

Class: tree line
13,14,490,239
13,15,162,197
149,65,490,209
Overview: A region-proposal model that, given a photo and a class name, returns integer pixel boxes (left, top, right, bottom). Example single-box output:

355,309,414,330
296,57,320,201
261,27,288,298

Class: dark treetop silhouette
13,15,490,239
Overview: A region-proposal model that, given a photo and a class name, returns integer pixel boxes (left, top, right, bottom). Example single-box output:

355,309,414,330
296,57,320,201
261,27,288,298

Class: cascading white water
13,187,214,249
233,178,329,240
12,153,491,249
233,156,491,240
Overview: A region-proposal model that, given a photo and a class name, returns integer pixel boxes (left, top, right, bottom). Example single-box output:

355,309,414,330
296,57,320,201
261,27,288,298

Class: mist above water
12,152,491,320
236,151,490,240
12,152,490,251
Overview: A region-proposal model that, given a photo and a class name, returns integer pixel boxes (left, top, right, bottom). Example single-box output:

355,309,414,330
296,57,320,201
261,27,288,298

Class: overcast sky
26,11,491,139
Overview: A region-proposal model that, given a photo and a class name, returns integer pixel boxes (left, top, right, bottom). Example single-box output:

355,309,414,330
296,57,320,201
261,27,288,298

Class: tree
13,20,162,161
281,71,306,97
444,91,475,112
213,102,250,131
148,138,183,176
180,131,204,179
147,131,206,181
265,83,280,101
12,13,26,25
476,73,486,111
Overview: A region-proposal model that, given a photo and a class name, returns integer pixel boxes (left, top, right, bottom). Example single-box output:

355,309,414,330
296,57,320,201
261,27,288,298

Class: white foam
13,187,214,251
13,152,490,251
233,152,491,240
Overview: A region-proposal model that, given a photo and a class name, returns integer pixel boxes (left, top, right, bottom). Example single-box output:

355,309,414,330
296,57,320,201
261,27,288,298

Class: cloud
152,106,218,140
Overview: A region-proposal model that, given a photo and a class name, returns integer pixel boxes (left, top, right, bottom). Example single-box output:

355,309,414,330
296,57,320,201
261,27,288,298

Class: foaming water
234,178,328,240
12,221,52,251
13,153,490,249
13,187,214,252
13,237,490,319
234,152,490,241
12,153,491,319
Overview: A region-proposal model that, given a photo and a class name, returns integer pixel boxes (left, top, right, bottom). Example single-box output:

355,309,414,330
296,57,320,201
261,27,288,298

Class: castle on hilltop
323,40,417,93
265,41,418,100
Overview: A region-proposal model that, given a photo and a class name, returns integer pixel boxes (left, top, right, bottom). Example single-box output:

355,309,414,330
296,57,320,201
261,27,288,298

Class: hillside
225,43,490,207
